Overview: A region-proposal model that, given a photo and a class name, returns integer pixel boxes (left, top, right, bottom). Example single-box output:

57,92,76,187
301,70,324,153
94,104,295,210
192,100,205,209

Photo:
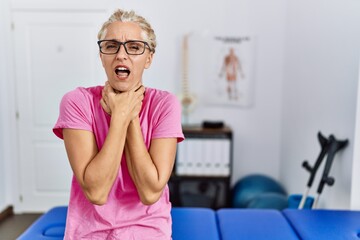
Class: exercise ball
232,174,287,208
247,192,288,210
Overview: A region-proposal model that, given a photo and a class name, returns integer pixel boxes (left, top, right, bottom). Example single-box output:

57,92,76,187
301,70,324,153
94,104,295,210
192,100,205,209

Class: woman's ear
144,52,154,69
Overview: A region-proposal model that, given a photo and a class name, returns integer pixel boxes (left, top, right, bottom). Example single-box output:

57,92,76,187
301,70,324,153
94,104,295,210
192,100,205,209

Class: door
13,11,107,212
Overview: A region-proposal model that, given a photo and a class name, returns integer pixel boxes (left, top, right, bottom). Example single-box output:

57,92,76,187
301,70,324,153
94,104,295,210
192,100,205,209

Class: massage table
18,206,360,240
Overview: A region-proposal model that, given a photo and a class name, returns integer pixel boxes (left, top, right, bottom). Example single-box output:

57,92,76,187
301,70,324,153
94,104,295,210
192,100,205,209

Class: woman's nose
116,44,128,59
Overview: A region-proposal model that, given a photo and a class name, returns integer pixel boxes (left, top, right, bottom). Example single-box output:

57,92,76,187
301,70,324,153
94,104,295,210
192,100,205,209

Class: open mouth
115,67,131,77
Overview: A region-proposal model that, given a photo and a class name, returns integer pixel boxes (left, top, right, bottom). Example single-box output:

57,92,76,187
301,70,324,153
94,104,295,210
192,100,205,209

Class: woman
53,9,184,239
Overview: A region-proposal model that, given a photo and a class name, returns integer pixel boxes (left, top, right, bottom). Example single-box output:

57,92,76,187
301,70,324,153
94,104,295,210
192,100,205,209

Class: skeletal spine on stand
180,34,196,124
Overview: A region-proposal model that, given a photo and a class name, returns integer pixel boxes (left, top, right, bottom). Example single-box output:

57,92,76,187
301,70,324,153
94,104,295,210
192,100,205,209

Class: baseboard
0,205,14,223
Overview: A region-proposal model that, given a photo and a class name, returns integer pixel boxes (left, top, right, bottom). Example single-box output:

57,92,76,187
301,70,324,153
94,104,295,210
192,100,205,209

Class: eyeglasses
97,40,150,55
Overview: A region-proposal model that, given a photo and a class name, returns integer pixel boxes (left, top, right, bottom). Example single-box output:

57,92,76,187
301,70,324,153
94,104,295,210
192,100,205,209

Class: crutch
298,132,329,209
312,135,348,209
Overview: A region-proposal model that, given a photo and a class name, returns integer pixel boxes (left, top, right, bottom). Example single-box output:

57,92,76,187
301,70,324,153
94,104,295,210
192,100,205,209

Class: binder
176,138,231,176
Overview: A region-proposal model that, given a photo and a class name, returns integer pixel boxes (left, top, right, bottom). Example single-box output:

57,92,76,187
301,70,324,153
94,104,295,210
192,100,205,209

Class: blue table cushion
18,206,67,240
283,209,360,240
171,207,220,240
217,209,299,240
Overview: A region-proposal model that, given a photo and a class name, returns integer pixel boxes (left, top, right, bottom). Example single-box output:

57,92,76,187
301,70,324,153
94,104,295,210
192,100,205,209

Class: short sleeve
53,88,93,139
152,93,184,143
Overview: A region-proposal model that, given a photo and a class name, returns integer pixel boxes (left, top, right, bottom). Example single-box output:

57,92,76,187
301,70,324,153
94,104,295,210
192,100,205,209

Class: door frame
351,59,360,210
0,0,21,213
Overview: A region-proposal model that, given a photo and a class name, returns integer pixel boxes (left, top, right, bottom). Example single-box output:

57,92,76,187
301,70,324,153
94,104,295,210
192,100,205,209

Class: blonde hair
98,9,156,53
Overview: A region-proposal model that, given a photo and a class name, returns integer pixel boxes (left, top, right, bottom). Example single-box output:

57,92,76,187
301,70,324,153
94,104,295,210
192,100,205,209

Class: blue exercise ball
232,174,287,208
247,192,288,210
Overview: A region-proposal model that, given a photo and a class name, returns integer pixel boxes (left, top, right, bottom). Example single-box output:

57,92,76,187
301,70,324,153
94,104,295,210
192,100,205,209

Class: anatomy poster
187,34,255,107
206,36,255,107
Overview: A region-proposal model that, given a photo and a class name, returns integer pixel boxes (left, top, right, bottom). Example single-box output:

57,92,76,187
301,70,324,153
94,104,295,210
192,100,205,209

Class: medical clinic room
1,0,360,239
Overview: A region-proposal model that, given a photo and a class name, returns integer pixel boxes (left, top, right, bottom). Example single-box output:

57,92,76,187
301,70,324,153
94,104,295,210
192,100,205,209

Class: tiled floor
0,214,41,240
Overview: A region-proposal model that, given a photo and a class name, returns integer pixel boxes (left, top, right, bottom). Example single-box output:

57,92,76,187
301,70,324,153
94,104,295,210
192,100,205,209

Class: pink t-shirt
53,86,184,240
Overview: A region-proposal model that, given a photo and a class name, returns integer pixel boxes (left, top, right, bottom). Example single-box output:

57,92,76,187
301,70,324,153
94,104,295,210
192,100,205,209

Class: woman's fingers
100,98,111,115
100,81,145,119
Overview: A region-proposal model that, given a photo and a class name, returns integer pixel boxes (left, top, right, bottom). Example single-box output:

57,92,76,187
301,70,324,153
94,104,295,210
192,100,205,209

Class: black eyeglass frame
97,40,151,55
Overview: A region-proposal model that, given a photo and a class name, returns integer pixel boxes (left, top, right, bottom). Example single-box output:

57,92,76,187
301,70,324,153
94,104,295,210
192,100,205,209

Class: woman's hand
100,81,145,121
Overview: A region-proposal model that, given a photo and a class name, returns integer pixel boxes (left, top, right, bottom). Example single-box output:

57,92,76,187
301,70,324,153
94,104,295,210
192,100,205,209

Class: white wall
280,0,360,209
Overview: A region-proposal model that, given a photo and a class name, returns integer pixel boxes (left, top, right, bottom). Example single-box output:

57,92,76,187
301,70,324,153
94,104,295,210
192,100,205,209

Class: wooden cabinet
169,125,233,209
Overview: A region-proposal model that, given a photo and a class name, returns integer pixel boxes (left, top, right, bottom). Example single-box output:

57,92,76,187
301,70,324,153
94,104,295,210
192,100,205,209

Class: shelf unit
169,125,233,209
